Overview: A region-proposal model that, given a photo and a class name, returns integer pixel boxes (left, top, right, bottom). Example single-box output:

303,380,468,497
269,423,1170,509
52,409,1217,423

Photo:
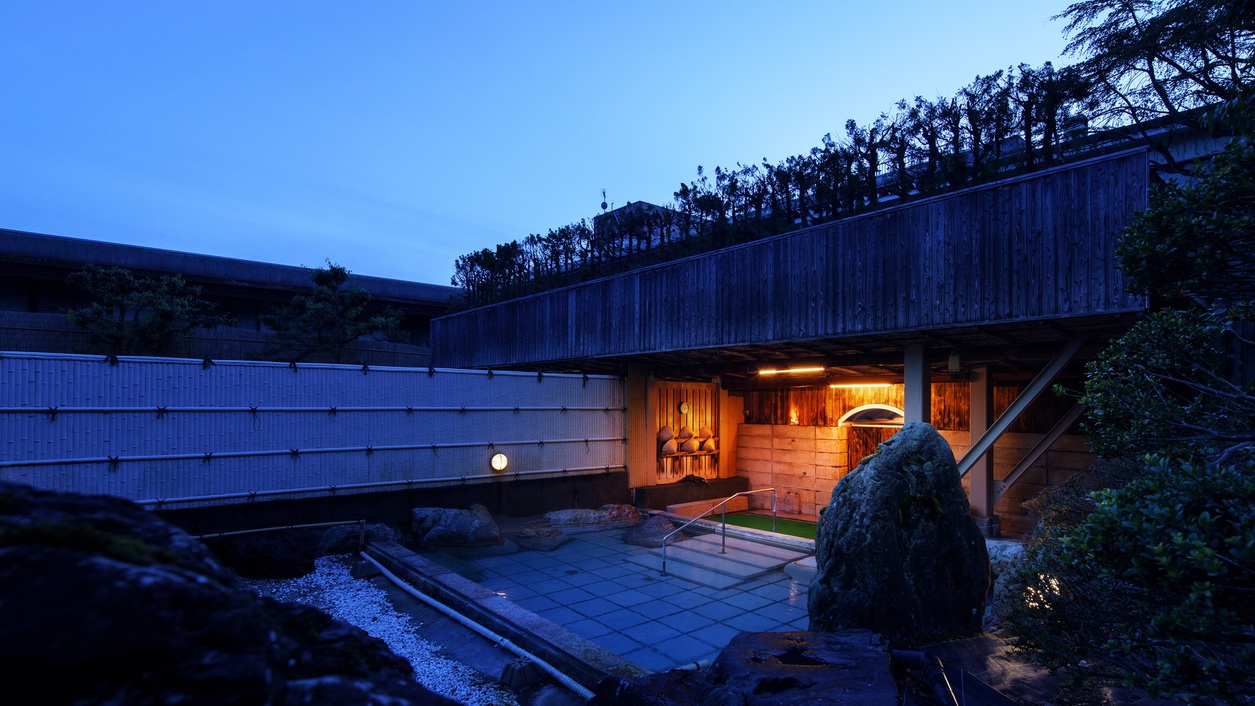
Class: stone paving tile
627,621,683,644
690,622,742,648
520,554,565,569
690,601,744,622
528,577,575,595
660,610,717,634
746,581,796,599
473,555,519,570
657,633,721,664
556,571,605,588
592,631,647,656
496,584,539,602
547,586,597,605
721,590,777,612
508,569,552,586
597,607,652,631
567,597,622,619
724,611,783,633
515,595,560,613
632,600,686,621
662,590,709,609
566,618,614,640
603,588,653,608
636,580,686,599
477,575,516,590
756,602,808,624
623,646,676,673
589,564,636,580
537,605,583,625
609,572,659,590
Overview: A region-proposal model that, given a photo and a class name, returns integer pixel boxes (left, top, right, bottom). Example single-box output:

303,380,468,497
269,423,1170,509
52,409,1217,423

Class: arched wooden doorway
838,404,904,475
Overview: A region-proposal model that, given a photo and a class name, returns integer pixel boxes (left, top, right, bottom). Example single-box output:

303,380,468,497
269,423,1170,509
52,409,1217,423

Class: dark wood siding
434,150,1149,369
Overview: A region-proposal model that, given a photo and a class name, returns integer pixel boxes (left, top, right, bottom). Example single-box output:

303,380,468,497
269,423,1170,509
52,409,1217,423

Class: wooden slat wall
434,150,1149,368
742,383,1077,434
654,381,719,437
654,381,720,480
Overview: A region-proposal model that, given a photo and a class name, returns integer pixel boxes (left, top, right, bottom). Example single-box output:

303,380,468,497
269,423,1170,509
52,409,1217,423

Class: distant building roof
0,228,457,307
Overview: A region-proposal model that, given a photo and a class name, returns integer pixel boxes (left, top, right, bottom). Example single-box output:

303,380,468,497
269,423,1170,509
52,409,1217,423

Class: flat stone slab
666,496,748,518
783,556,817,586
623,553,745,589
625,534,810,588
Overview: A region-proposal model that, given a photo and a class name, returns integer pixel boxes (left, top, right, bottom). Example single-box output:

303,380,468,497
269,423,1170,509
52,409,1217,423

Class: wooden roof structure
432,148,1150,385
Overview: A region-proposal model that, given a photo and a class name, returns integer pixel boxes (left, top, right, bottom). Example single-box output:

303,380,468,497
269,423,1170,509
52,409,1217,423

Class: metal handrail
660,487,776,575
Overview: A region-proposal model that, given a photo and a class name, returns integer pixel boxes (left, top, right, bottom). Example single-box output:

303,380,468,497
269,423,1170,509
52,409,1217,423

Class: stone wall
737,423,1095,535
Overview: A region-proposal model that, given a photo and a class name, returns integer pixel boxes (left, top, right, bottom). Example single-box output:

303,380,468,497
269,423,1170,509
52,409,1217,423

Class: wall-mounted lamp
758,366,826,376
490,452,509,471
948,349,961,373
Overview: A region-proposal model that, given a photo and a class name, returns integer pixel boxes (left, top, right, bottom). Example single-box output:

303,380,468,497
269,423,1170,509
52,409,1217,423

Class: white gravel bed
241,555,518,706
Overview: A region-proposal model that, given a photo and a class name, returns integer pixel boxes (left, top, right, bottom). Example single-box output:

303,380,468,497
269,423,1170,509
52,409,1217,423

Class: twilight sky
1,1,1075,286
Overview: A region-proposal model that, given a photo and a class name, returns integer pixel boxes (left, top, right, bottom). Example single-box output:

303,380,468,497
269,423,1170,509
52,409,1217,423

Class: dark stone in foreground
808,422,990,645
204,526,323,578
0,481,456,706
204,522,399,579
590,630,897,705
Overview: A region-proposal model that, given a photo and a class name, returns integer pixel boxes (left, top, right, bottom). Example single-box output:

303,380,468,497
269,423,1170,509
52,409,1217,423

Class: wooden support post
969,365,997,533
625,364,653,490
903,344,931,424
716,380,741,479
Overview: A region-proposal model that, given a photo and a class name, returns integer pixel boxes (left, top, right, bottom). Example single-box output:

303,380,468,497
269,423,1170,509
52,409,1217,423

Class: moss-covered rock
808,422,990,645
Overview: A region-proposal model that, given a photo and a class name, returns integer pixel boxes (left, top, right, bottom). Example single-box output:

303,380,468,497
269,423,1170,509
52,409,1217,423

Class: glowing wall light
758,366,825,376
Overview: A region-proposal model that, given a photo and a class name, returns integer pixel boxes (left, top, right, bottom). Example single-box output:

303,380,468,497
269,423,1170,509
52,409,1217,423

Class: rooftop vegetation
451,0,1253,308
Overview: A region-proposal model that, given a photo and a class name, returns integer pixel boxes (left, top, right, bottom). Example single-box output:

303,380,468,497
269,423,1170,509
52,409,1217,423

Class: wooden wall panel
742,382,1078,434
433,150,1149,369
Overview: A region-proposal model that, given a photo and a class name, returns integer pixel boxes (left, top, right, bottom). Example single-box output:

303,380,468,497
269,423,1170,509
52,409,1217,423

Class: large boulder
0,481,456,706
410,504,503,548
808,422,990,645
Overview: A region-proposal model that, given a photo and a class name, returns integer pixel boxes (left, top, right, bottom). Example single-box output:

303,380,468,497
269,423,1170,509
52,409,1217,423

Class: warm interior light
829,383,894,389
758,366,825,376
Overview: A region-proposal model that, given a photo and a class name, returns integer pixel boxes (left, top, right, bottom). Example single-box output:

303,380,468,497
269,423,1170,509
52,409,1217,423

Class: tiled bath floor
466,529,811,673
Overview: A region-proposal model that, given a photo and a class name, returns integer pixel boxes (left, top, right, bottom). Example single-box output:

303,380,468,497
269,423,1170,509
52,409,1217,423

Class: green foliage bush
1007,456,1255,704
261,262,399,363
63,265,222,356
1078,309,1255,458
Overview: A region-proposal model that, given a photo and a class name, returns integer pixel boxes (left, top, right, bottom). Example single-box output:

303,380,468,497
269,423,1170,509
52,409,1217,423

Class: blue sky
1,1,1075,286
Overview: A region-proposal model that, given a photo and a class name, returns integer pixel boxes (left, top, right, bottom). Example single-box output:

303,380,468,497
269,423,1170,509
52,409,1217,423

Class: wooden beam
957,335,1088,477
969,366,995,517
995,404,1085,502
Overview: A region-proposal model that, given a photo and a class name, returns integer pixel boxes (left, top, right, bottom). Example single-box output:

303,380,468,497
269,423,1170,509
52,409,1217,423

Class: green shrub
1007,456,1255,704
